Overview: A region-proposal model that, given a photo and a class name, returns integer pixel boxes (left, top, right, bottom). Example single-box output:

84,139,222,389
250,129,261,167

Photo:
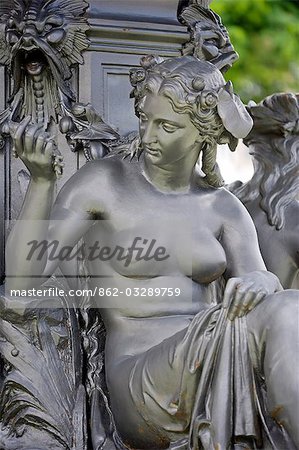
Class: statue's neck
141,153,198,193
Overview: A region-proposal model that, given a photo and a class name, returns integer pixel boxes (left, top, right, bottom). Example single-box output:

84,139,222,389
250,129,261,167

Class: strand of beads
32,74,45,124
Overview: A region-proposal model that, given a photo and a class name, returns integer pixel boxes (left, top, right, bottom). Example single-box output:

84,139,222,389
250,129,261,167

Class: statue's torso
67,157,228,360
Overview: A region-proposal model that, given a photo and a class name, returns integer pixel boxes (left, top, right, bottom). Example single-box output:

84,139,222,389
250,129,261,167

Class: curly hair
231,93,299,230
130,56,237,187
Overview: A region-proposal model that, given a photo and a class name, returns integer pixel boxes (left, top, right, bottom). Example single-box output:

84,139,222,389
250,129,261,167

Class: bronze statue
230,93,299,289
4,56,299,450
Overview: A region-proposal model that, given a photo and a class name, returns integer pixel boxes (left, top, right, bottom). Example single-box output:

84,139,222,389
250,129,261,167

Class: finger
228,303,242,321
35,133,48,154
45,139,63,172
10,117,31,156
223,277,240,309
228,291,245,320
44,137,60,156
236,289,256,317
228,283,253,320
44,139,55,156
247,291,266,313
24,124,43,153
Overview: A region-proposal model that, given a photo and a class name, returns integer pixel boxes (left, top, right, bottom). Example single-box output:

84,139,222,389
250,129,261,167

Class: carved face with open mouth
20,49,47,76
0,0,90,101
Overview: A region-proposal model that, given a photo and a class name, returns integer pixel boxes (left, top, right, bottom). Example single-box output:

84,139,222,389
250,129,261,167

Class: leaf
0,315,85,448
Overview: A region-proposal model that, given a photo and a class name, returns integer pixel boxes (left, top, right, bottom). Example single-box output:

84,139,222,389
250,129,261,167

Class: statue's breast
94,223,227,284
190,231,227,283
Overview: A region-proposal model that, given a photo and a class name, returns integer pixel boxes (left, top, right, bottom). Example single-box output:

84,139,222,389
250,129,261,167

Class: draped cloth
128,305,295,450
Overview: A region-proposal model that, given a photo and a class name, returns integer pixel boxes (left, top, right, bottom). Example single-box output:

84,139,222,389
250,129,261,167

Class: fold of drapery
189,307,296,450
189,308,259,449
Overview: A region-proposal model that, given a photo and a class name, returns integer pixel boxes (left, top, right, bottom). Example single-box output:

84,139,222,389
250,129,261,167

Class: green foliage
211,0,299,103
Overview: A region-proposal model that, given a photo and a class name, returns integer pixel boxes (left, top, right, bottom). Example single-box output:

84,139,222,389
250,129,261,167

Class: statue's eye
206,38,218,46
7,18,21,33
139,113,148,122
44,15,64,33
46,29,65,44
44,23,53,32
8,19,16,28
161,122,178,133
6,30,20,45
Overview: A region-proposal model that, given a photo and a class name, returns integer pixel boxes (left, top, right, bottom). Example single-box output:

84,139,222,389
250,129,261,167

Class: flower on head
129,69,146,87
199,90,218,110
186,94,197,104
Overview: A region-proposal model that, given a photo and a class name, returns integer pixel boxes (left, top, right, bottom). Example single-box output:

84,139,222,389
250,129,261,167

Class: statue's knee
248,290,298,334
264,290,299,330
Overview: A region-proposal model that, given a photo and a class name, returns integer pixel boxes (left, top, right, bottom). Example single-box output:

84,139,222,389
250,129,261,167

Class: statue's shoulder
197,184,240,206
216,186,242,204
70,155,126,186
214,187,255,223
56,156,127,210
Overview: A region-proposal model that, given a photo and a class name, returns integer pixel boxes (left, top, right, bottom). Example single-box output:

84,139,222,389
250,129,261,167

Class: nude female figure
5,56,299,449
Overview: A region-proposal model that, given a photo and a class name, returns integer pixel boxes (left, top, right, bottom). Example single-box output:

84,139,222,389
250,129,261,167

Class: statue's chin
25,62,45,76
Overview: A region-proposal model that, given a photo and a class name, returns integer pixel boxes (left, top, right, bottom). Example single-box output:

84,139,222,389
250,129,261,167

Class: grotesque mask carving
0,0,119,158
0,0,90,129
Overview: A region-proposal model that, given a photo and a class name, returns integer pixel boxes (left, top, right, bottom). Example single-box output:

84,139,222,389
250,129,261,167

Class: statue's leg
246,290,299,447
107,306,221,448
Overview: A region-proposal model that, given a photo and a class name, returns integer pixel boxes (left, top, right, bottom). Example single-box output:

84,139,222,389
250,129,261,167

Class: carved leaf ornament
0,284,86,449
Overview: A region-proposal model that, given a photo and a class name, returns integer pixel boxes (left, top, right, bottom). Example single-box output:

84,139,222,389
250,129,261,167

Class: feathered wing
178,0,213,17
179,3,219,27
44,0,90,66
58,25,90,66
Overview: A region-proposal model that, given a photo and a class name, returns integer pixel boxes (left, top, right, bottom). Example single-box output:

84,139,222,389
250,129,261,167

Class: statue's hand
222,270,283,320
9,118,64,182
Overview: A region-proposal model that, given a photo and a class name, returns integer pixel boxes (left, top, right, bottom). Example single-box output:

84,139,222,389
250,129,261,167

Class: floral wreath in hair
129,55,253,153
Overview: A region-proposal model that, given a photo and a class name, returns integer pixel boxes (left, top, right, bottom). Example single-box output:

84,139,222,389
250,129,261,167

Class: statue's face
139,93,201,166
6,13,67,79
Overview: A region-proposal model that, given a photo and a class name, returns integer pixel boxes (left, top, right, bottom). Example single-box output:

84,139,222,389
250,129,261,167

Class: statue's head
0,0,89,101
130,55,252,187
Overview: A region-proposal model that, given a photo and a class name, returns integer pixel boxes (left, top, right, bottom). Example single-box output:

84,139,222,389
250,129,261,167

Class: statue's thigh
108,309,219,445
246,289,299,372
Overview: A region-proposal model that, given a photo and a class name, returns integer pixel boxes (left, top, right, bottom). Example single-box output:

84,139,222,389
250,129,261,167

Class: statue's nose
22,34,35,47
21,25,37,47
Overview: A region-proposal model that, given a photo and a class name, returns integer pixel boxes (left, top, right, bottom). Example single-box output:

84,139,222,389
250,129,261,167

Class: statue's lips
17,49,49,75
145,146,160,156
26,62,42,69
